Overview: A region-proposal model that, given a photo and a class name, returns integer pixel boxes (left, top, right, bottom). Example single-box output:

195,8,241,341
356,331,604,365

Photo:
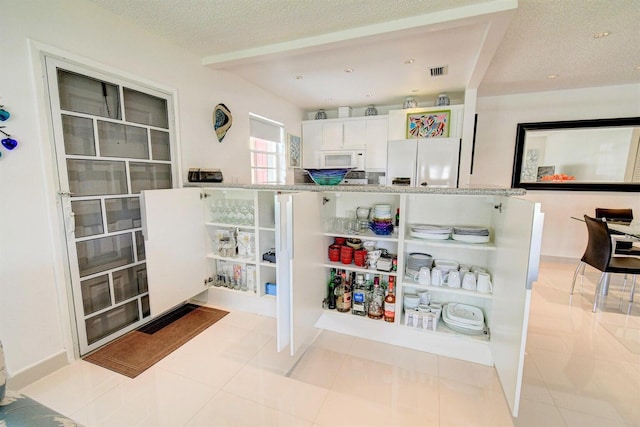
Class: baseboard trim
8,350,70,391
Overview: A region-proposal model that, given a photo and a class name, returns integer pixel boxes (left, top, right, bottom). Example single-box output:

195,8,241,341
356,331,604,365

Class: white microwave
319,150,365,169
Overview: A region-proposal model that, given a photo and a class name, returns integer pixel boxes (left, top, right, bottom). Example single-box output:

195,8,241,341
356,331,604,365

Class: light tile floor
20,261,640,426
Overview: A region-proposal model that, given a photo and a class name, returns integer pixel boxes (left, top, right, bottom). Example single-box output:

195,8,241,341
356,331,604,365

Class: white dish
451,233,490,244
442,306,485,332
433,259,459,272
410,230,451,240
442,319,486,335
410,224,452,233
452,226,489,235
446,303,484,325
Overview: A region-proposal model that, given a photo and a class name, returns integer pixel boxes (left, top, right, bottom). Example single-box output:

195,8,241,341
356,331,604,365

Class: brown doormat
83,304,228,378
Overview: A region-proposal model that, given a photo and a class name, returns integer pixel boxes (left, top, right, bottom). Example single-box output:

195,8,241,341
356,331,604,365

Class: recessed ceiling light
344,68,354,73
593,31,610,39
404,59,415,64
295,75,303,80
547,74,559,79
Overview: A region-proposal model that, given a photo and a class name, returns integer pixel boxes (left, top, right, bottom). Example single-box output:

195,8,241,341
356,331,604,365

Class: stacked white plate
433,259,459,272
442,303,486,335
373,204,392,220
405,252,433,277
451,226,490,244
409,224,452,240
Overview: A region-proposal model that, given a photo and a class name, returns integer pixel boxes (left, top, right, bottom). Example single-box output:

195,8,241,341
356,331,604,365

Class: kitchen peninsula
140,183,542,416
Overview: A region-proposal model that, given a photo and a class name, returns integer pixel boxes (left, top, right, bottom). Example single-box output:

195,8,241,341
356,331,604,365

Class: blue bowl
305,168,353,186
370,220,394,235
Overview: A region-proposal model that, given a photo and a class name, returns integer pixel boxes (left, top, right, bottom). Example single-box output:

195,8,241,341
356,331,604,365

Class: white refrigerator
386,137,461,187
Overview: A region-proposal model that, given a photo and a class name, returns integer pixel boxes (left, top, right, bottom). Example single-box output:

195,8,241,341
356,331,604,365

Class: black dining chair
595,208,640,256
570,215,640,312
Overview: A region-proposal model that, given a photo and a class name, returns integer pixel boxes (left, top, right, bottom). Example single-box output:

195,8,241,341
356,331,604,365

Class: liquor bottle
384,276,396,323
336,270,352,313
328,269,336,309
368,275,384,320
352,273,366,316
395,208,400,227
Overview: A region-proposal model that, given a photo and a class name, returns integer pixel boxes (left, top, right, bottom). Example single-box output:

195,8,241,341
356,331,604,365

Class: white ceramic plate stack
442,303,486,335
451,226,490,244
405,252,433,277
372,204,392,220
409,224,452,240
433,259,459,272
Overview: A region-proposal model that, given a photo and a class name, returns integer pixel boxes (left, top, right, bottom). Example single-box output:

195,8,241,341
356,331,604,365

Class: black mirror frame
511,117,640,192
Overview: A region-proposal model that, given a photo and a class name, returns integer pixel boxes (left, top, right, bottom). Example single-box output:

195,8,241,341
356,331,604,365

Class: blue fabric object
0,390,83,426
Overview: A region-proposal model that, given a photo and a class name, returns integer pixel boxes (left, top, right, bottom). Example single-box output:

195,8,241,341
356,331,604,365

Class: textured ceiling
87,0,640,109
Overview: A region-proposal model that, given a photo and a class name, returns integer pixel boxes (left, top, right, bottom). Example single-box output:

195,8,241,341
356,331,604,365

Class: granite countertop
184,182,526,196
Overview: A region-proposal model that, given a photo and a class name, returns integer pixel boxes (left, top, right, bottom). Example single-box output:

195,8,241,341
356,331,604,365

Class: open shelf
205,221,255,230
323,231,398,242
206,253,256,264
323,261,397,276
401,279,493,299
404,237,496,251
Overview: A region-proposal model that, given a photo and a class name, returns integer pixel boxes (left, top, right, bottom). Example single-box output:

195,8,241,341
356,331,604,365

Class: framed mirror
511,117,640,191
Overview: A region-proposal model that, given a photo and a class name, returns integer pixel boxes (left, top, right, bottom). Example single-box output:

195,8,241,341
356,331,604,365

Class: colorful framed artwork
406,110,450,138
287,133,302,168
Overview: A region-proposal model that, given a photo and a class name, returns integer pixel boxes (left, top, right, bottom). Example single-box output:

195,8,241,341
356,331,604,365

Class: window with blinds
249,114,285,184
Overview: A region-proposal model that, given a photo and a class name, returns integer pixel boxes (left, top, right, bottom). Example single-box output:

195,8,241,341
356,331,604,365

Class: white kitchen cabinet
301,121,323,168
364,116,388,171
302,116,385,168
141,187,280,317
312,190,542,417
142,185,542,417
141,187,324,358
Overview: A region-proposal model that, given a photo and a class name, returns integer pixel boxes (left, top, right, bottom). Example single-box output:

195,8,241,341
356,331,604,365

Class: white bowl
403,294,420,310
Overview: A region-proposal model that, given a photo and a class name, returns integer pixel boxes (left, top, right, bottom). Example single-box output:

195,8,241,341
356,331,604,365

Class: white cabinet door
141,188,207,317
490,198,544,417
322,122,343,150
342,120,367,149
275,192,325,356
365,117,389,170
302,121,323,168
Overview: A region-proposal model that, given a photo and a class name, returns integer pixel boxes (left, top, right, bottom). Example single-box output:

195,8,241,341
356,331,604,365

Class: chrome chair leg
571,261,584,295
630,275,636,303
593,272,607,313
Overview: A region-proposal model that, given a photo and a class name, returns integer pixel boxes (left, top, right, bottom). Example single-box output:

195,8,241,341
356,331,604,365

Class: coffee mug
445,270,461,288
418,290,430,304
413,267,431,286
477,272,493,293
430,267,443,286
462,272,477,291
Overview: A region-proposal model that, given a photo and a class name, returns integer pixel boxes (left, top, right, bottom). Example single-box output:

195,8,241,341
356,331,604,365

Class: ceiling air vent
429,65,448,77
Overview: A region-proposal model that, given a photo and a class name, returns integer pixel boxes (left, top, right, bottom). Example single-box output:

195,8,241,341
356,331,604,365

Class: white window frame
249,113,285,184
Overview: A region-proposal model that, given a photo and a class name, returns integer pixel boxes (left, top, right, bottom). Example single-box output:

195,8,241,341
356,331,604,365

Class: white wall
0,0,302,382
473,85,640,258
